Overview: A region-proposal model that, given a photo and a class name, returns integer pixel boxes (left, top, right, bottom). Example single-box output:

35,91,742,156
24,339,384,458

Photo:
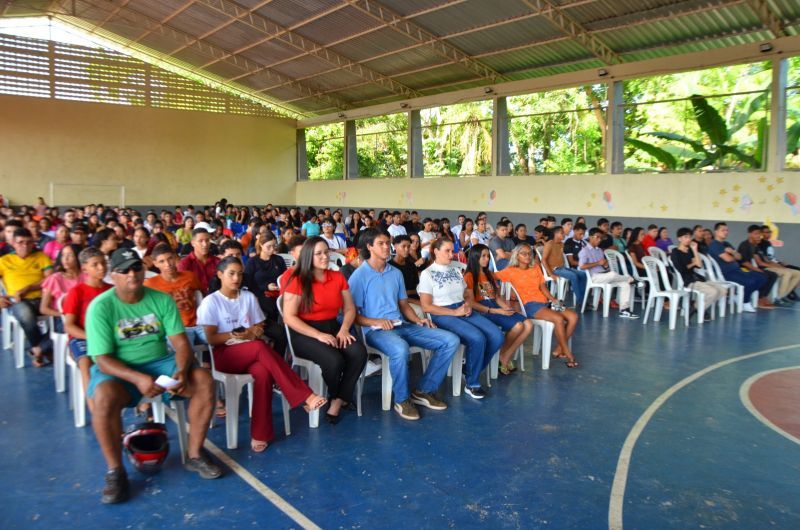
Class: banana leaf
728,91,768,136
625,137,677,169
787,122,800,154
644,131,707,153
691,95,728,146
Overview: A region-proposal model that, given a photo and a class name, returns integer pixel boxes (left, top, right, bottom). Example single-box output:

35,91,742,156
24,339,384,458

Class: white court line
164,409,321,530
202,440,323,530
607,344,800,530
739,366,800,447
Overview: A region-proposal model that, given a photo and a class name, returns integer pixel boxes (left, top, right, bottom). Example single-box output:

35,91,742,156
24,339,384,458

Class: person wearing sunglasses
85,248,223,504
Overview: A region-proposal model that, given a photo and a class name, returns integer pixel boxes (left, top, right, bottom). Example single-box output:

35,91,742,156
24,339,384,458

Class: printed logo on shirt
117,314,160,340
428,267,463,289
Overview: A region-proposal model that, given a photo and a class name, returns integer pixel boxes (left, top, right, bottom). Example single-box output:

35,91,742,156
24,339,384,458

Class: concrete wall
0,95,297,206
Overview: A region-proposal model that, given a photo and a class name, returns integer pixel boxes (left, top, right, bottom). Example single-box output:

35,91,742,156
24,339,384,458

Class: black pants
760,269,779,298
263,319,288,357
289,319,367,402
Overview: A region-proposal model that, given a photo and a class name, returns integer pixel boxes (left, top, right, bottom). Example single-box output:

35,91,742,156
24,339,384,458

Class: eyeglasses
114,262,144,274
518,251,532,257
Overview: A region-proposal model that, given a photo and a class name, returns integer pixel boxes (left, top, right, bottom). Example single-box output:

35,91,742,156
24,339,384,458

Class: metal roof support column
606,80,624,174
297,129,309,181
410,110,424,178
345,120,358,179
494,97,511,176
768,57,787,172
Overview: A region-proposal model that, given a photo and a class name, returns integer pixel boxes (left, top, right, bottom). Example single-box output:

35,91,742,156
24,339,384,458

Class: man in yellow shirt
0,228,53,366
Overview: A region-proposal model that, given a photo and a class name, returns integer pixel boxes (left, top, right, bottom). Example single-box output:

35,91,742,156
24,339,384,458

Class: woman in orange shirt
496,243,580,368
464,245,533,375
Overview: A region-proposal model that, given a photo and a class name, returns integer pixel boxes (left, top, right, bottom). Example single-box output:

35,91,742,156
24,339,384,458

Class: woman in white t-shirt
197,257,326,453
418,239,504,400
470,217,491,247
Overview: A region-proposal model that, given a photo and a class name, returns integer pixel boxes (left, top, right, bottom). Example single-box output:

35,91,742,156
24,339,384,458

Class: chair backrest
624,251,646,281
667,244,677,254
604,249,624,275
668,257,686,289
561,252,571,269
642,256,670,292
648,246,668,264
699,253,722,282
488,252,498,272
500,281,528,317
278,253,295,268
328,252,346,267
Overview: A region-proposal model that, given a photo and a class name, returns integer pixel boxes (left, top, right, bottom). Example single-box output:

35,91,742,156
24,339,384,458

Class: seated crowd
0,199,797,504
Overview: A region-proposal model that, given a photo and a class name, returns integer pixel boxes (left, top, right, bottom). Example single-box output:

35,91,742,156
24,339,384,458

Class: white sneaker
365,359,382,377
742,302,757,313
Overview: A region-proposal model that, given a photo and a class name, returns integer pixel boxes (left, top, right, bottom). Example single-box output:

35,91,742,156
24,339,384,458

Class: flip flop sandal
251,440,269,453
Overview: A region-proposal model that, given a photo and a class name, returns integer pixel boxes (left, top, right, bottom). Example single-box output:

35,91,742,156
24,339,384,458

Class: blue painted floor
2,306,799,529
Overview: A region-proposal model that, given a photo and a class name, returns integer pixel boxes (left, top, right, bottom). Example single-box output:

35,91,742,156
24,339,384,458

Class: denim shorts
523,301,550,318
68,338,88,360
87,355,179,407
479,299,526,331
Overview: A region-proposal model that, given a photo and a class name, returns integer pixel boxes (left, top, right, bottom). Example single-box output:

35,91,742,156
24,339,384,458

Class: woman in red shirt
496,243,580,368
283,237,367,424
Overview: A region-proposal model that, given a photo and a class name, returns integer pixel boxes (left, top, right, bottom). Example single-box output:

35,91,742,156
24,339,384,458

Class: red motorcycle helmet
123,422,169,474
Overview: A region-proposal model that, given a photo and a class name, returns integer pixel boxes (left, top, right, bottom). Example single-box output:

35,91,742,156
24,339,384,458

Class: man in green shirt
86,248,221,504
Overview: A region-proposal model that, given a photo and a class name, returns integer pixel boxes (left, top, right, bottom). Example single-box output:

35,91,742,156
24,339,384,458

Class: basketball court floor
2,306,799,529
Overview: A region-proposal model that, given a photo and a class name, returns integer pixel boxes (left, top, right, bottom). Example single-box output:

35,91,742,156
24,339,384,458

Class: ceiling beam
519,0,621,65
167,0,347,59
73,0,351,111
342,0,506,83
131,0,197,44
744,0,786,37
272,0,745,99
191,0,421,99
164,0,278,55
0,0,13,17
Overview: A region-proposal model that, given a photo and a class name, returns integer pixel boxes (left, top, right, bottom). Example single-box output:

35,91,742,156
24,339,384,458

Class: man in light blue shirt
578,228,638,319
349,228,459,421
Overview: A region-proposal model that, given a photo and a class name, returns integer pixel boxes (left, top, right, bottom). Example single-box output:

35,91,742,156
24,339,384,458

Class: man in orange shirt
145,243,205,347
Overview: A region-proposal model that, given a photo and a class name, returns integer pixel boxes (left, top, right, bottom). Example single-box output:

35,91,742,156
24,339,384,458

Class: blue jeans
366,323,459,403
555,267,585,305
723,269,766,302
431,303,504,388
9,298,51,350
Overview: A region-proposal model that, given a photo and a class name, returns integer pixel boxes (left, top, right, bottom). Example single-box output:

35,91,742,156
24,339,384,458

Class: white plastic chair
141,397,189,464
208,344,291,449
641,257,690,330
623,251,652,310
647,246,669,265
700,254,742,314
328,252,346,268
502,281,563,370
536,247,568,301
50,315,68,392
668,257,715,324
9,312,49,369
0,279,12,351
604,249,636,310
276,295,365,427
66,351,87,427
278,253,295,268
360,325,462,410
580,266,624,318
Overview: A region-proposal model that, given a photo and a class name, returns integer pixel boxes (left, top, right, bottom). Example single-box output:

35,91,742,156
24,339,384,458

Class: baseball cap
71,223,88,233
194,221,213,233
109,248,142,271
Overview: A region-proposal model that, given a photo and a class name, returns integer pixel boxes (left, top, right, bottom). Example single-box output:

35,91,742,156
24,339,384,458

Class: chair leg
450,346,463,397
171,401,188,465
381,355,392,411
54,334,67,393
13,319,26,369
151,401,166,423
308,367,323,429
668,297,678,330
224,381,241,450
540,322,553,370
643,296,653,324
602,287,611,318
281,395,291,436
